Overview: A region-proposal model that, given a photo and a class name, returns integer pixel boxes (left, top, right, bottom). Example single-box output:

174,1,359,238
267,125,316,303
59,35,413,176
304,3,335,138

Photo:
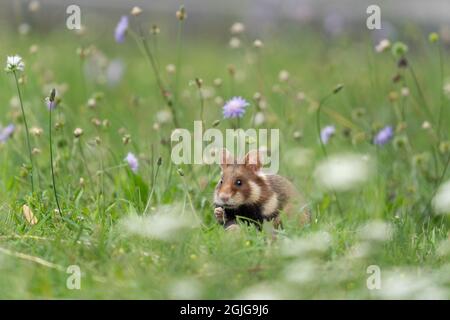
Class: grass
0,15,449,299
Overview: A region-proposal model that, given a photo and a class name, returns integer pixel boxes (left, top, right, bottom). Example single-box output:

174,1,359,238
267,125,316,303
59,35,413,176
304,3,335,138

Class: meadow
0,6,449,299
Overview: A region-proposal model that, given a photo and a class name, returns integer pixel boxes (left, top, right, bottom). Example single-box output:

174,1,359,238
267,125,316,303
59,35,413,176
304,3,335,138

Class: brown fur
213,149,310,230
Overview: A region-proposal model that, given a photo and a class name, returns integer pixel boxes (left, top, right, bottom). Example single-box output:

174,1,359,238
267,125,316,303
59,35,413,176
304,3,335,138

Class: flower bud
74,128,84,138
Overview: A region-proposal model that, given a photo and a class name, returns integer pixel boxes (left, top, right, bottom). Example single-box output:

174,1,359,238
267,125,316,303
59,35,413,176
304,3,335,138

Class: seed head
391,41,408,58
429,32,439,44
28,0,40,12
293,131,303,140
439,141,450,154
122,134,131,145
195,78,203,88
176,6,187,20
230,22,245,35
151,24,160,35
422,121,431,130
31,127,43,137
131,6,142,16
278,70,290,82
227,65,236,76
74,128,84,138
166,64,176,74
213,78,223,87
229,37,241,49
253,39,263,48
29,45,39,54
333,84,344,94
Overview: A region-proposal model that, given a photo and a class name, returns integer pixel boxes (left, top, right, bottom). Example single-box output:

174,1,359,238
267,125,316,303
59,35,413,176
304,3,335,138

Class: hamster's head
214,149,267,208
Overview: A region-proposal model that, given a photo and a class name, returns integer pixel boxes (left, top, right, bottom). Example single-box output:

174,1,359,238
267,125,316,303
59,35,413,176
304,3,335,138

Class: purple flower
45,97,57,110
223,96,249,118
115,16,129,43
125,152,138,173
374,126,394,145
0,124,15,143
320,125,335,144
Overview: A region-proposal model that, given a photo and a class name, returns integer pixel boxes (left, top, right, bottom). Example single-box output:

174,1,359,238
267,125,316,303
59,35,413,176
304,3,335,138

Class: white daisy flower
5,55,25,73
432,180,450,215
314,153,372,192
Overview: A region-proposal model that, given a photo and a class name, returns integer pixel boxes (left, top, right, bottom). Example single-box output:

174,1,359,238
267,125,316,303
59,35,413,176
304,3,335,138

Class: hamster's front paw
214,207,225,224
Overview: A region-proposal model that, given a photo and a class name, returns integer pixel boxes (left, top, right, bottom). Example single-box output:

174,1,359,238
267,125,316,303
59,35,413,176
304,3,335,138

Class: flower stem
143,158,161,215
316,90,344,216
174,19,184,108
437,44,446,141
13,71,34,193
197,85,205,127
129,27,180,128
179,172,204,227
409,65,434,124
49,107,62,216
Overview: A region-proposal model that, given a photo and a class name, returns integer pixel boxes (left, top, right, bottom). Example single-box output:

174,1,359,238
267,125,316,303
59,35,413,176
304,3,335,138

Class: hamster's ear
219,148,234,169
244,149,262,172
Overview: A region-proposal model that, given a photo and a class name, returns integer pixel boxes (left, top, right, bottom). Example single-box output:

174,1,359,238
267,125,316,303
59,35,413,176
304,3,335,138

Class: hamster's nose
220,194,230,202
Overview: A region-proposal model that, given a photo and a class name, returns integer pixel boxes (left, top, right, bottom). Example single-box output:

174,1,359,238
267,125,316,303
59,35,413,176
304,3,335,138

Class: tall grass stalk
316,85,344,216
48,90,62,216
13,71,34,193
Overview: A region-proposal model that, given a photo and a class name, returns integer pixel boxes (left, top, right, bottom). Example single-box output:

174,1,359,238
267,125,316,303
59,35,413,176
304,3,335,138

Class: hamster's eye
219,178,223,184
235,179,242,186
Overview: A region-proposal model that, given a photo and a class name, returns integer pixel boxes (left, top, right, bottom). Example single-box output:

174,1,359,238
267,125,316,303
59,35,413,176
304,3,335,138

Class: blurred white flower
230,22,245,34
375,39,391,53
214,96,224,106
29,0,40,12
444,83,450,98
201,86,215,99
5,55,25,73
380,271,448,299
432,180,450,214
436,239,450,257
285,148,313,168
283,259,318,284
357,220,393,242
156,109,173,124
278,70,290,82
281,231,331,257
253,112,265,126
166,64,176,74
229,37,241,49
422,121,432,130
18,23,31,35
346,242,372,259
106,59,124,87
314,153,372,192
253,39,263,48
401,87,410,97
9,96,20,108
238,283,284,300
119,204,198,241
168,278,203,299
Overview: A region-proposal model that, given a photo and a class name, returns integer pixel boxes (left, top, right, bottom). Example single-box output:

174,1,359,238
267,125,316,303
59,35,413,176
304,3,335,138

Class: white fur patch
262,193,278,217
248,181,261,204
257,171,267,181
